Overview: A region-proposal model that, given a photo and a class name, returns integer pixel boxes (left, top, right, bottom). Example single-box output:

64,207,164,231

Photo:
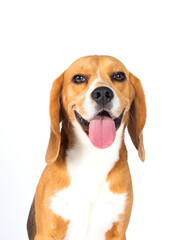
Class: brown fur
27,55,146,240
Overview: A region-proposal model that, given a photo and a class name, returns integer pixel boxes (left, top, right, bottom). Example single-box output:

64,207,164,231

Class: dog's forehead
65,55,127,78
98,56,127,73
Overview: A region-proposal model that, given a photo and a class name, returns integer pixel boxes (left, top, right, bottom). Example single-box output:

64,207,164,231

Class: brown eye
72,74,88,84
111,72,126,82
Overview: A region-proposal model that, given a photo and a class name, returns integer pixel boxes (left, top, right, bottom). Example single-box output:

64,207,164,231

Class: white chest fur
50,123,127,240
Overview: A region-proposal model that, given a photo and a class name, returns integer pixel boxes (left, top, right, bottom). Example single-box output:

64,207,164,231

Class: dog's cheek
83,95,97,120
76,97,88,116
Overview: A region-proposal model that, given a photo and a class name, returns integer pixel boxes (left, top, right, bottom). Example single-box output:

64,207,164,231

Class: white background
0,0,189,239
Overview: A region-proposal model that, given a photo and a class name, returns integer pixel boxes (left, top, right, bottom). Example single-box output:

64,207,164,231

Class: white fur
50,123,127,240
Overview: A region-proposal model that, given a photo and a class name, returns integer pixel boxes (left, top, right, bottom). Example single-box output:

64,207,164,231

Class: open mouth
74,109,125,134
74,109,125,149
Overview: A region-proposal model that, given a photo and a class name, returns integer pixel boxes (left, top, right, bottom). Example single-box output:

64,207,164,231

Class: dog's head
45,56,146,164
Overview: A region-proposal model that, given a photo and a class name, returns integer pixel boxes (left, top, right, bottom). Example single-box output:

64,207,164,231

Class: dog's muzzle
74,87,125,149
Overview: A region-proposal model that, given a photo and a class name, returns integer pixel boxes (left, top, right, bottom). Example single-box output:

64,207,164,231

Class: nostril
94,91,101,100
105,91,112,99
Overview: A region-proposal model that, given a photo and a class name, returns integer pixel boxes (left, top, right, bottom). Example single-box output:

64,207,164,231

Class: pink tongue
89,116,116,149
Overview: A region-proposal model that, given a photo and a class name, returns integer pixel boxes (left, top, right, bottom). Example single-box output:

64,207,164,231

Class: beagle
27,55,146,240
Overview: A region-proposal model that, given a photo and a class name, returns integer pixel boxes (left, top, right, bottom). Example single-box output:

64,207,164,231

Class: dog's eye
72,75,88,84
111,72,126,82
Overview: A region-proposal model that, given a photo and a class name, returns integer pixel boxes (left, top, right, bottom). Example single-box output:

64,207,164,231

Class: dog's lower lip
114,109,125,130
74,110,90,134
74,109,125,134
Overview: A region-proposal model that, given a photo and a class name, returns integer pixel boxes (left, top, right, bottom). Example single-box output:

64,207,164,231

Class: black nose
91,87,114,106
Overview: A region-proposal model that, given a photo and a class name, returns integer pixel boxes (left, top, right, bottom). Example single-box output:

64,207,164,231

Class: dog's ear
45,73,64,165
128,72,147,162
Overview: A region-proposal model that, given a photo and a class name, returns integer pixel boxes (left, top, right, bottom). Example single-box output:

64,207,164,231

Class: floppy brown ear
128,72,147,162
45,73,64,165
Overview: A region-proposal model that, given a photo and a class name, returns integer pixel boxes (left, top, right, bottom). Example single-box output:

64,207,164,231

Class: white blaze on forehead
83,69,120,120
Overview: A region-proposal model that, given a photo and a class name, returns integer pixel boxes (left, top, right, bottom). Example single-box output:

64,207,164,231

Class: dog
27,55,146,240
